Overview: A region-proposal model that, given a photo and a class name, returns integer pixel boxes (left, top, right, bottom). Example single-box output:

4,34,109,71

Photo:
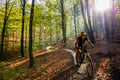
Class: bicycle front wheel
86,55,94,78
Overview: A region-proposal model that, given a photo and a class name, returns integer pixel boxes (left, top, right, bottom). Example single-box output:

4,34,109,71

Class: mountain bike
72,46,94,80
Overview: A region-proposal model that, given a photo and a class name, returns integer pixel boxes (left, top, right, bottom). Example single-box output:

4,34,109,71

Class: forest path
6,40,120,80
9,48,58,68
64,40,120,80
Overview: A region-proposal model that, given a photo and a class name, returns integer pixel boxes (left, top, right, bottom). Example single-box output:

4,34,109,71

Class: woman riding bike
75,31,94,66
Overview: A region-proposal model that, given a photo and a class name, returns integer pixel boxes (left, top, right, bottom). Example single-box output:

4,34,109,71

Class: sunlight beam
95,0,111,12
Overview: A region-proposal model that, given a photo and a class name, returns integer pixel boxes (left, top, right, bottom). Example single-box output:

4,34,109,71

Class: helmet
81,31,87,36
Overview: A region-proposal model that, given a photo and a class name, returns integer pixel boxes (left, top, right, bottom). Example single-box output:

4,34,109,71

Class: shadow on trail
95,51,118,58
53,49,94,80
51,49,77,80
51,66,78,80
94,51,120,80
60,48,120,80
109,63,120,80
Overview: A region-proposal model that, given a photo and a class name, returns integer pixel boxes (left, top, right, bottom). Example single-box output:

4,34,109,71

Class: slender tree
38,25,42,49
0,0,16,61
104,12,110,39
20,0,26,57
86,0,95,43
79,0,89,35
55,19,59,43
60,0,66,44
111,0,115,38
0,0,8,61
29,0,35,68
50,23,53,45
73,3,77,38
92,0,98,38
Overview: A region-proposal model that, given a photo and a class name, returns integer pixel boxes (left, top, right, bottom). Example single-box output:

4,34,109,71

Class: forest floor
0,38,120,80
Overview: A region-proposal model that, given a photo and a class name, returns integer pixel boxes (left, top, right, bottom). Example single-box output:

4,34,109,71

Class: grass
0,62,27,80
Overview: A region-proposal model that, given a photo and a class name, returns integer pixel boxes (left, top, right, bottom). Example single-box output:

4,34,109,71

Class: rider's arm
87,38,94,47
75,39,79,49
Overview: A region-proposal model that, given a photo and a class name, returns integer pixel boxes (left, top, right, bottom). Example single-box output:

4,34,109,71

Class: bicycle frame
78,47,94,77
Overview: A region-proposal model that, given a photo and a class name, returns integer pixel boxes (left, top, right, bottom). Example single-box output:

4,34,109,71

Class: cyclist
75,31,94,66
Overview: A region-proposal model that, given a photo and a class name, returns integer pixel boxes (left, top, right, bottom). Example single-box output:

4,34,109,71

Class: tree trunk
73,4,77,38
50,22,53,45
86,0,95,43
111,0,115,38
5,30,8,51
50,28,52,45
20,0,26,57
55,19,59,43
79,0,89,35
92,0,98,38
25,24,28,51
0,2,8,61
104,12,109,39
60,0,66,44
38,26,41,49
29,0,35,68
33,24,36,51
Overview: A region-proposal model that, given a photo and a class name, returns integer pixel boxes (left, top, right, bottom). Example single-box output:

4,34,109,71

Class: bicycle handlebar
78,46,94,50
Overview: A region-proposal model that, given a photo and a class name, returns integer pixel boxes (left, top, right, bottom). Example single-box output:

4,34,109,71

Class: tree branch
6,0,16,21
0,9,5,13
55,0,62,12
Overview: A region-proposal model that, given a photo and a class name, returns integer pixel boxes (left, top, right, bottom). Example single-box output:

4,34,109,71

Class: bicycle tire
86,54,94,78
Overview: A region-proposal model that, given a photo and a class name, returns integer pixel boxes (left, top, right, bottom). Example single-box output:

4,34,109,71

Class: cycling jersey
77,36,88,47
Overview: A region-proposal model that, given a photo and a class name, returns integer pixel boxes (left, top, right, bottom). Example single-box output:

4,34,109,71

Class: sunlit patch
95,0,111,12
94,58,111,80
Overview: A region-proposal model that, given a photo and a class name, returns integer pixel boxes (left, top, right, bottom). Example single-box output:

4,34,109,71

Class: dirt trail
64,40,120,80
4,39,120,80
9,49,57,68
